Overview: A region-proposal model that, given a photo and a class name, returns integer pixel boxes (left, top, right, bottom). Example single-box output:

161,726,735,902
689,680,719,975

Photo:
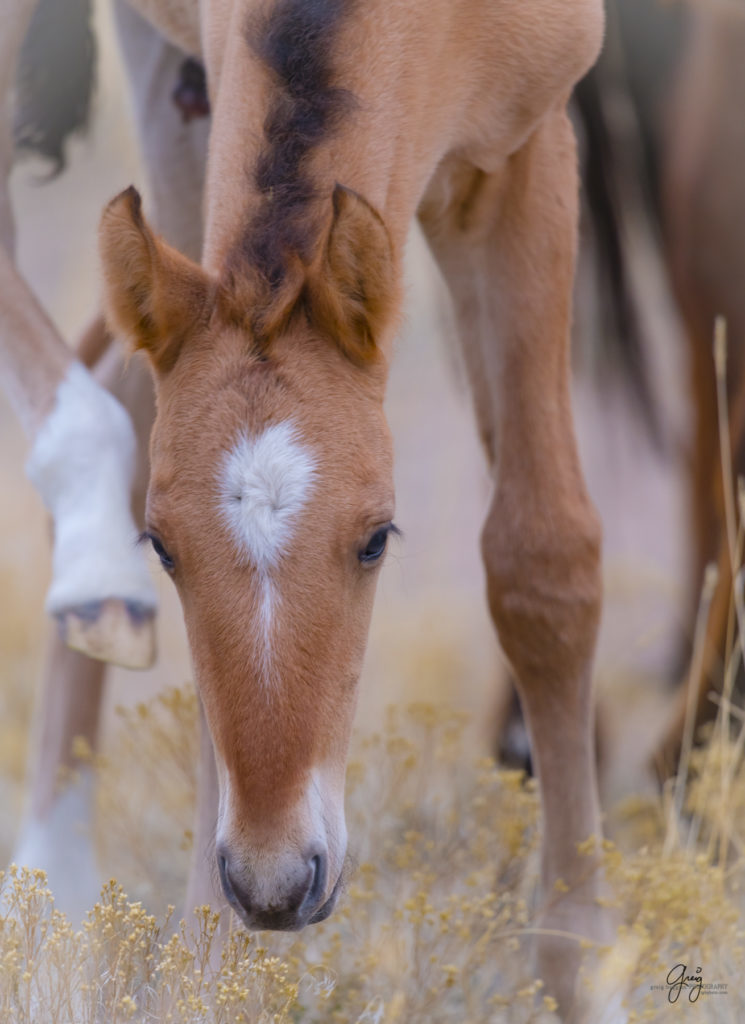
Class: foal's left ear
99,186,211,375
306,185,398,365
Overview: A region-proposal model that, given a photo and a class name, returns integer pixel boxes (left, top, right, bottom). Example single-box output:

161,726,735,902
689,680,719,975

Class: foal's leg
420,110,607,1016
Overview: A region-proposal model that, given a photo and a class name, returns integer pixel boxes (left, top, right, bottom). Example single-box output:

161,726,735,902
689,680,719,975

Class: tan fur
420,114,608,1011
305,185,399,366
97,0,606,1010
100,187,213,374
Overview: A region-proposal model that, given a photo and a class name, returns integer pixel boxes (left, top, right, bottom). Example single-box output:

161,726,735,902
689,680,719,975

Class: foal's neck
199,0,453,276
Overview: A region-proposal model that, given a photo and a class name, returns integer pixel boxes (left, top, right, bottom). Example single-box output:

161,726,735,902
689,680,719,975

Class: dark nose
217,846,328,931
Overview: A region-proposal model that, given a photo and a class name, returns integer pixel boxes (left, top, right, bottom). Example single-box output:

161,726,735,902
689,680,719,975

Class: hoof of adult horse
58,598,156,669
25,361,158,668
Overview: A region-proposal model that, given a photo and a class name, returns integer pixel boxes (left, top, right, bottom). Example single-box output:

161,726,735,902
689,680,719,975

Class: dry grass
0,685,744,1022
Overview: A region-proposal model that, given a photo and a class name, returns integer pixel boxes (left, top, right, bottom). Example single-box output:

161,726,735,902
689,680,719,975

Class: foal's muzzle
217,845,337,930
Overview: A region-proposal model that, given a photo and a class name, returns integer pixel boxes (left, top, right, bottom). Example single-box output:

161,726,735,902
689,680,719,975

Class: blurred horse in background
577,0,745,777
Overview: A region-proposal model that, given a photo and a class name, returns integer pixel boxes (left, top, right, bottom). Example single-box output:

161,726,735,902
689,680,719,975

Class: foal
7,0,608,1016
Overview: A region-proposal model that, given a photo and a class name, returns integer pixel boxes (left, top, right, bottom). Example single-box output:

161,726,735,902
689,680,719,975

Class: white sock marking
12,769,102,923
26,363,156,615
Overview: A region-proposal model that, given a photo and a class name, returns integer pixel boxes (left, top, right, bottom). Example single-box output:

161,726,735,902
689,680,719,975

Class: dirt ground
0,0,692,863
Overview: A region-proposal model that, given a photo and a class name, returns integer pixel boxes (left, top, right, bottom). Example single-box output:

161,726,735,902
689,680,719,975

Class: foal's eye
148,534,175,571
359,524,397,565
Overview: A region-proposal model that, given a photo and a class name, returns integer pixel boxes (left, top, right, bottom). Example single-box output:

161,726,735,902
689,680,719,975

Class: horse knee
481,494,602,691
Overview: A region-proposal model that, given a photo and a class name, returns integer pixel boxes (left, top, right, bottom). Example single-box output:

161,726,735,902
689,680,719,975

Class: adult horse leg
420,109,608,1018
0,0,156,668
13,345,153,919
14,6,221,921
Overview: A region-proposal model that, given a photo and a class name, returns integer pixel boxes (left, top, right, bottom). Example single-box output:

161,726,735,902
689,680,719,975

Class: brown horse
577,0,745,777
3,0,609,1016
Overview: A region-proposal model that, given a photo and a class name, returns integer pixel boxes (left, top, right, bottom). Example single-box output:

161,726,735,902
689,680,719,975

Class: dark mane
230,0,356,335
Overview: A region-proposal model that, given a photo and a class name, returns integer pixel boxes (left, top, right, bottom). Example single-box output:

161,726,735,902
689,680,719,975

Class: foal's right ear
99,187,210,375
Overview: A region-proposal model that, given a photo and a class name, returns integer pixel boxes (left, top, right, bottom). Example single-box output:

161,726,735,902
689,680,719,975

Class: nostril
217,846,329,929
217,849,251,917
217,851,233,900
300,851,327,916
217,851,229,889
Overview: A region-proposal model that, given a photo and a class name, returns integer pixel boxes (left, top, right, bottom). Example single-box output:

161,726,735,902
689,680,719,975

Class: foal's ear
99,187,210,374
307,185,398,365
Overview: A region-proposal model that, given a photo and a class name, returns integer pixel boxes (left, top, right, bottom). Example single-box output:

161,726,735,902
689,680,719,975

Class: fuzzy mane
227,0,357,340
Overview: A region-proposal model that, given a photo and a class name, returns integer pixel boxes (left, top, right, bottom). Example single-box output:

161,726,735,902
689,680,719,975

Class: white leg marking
25,363,156,616
12,768,103,923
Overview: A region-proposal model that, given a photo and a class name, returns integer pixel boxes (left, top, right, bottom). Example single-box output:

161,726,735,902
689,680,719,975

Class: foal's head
100,186,399,929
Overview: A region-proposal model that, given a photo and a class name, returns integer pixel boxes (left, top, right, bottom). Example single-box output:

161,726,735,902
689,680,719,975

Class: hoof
497,687,534,775
57,598,156,669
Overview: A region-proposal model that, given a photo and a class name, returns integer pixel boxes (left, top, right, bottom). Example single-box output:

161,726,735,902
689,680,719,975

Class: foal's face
100,186,399,930
147,331,393,927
